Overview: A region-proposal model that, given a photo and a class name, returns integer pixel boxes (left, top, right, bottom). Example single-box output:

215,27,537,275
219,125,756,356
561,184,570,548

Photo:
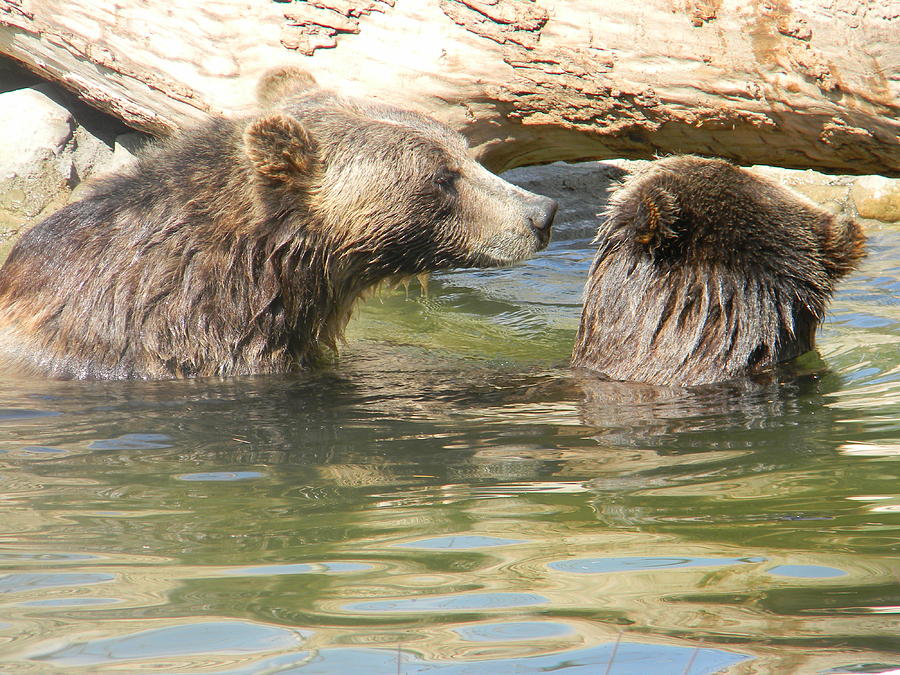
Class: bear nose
528,196,558,232
525,195,557,248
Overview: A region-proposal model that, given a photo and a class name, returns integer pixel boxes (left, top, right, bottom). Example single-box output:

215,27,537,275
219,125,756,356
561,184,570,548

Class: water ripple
344,592,547,614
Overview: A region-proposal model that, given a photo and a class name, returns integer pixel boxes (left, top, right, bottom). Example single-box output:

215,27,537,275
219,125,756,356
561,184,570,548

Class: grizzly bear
572,156,865,386
0,70,557,379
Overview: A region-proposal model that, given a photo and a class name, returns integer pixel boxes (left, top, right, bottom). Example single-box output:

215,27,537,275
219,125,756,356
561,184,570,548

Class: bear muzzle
524,194,558,249
462,166,558,264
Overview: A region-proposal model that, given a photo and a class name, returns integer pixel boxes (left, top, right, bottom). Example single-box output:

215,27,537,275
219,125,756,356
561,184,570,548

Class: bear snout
525,195,557,247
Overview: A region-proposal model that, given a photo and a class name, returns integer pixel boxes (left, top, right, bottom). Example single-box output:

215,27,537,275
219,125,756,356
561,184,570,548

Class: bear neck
244,216,398,372
571,245,824,387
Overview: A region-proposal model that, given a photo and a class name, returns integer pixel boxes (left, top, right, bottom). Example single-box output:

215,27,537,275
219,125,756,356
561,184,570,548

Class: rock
0,85,74,178
502,160,630,241
68,131,149,203
111,132,149,172
0,86,75,232
749,165,854,188
791,184,852,215
851,176,900,223
0,75,151,244
71,124,114,183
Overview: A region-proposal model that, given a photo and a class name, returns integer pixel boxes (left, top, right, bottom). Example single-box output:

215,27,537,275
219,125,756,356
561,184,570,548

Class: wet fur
0,72,555,379
572,156,866,387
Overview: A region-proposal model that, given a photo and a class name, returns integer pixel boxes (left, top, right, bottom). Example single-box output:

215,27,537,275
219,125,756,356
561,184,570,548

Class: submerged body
0,71,556,379
572,156,865,386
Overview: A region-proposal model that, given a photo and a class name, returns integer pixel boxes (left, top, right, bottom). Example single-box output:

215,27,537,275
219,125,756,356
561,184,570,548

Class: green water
0,166,898,674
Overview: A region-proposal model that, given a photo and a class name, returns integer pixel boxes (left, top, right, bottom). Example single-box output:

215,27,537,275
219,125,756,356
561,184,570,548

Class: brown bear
572,155,866,387
0,70,557,379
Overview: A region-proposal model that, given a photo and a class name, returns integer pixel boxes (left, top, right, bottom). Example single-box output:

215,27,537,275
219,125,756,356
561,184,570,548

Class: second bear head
572,155,866,386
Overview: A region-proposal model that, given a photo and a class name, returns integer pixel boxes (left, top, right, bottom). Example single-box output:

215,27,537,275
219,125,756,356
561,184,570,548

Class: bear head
245,69,557,277
572,155,866,386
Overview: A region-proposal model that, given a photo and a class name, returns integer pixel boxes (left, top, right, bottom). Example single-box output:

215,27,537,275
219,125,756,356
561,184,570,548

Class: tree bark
1,0,897,175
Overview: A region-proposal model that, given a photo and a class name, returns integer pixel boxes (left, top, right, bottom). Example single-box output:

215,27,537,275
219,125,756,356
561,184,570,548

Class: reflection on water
548,555,766,573
0,166,898,674
33,621,308,667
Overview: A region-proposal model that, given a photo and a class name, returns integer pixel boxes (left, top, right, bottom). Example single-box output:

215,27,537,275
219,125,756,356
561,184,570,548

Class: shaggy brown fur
572,156,866,386
0,70,557,379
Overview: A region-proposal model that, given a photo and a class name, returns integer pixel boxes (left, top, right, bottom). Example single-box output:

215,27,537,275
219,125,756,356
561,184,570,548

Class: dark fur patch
572,156,866,386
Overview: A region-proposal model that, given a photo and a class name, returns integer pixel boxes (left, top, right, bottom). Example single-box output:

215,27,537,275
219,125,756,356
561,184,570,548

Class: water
0,164,898,674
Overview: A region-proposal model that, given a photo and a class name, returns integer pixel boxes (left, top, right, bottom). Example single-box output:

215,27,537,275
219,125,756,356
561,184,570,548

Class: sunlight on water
0,165,897,674
32,621,309,666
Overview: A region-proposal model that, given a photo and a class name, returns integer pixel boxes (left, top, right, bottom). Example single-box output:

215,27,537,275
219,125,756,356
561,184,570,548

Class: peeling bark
1,0,897,175
280,0,394,55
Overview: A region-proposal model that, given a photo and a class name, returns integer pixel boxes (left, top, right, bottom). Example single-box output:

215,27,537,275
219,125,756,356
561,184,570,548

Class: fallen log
1,0,898,174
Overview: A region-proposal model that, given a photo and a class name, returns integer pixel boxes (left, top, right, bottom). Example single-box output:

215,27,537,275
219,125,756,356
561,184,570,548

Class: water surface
0,164,897,674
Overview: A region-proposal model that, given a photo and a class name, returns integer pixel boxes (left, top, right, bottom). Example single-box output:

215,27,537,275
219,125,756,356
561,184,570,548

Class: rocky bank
0,59,150,253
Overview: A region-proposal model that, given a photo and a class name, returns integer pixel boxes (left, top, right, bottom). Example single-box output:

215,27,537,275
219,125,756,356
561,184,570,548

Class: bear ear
625,182,681,250
244,114,317,184
821,213,867,280
256,67,318,108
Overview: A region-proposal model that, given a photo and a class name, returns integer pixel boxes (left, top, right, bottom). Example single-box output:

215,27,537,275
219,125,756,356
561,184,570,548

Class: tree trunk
1,0,897,175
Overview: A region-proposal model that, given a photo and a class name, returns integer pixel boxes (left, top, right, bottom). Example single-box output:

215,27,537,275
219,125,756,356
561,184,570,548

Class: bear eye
433,168,460,190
